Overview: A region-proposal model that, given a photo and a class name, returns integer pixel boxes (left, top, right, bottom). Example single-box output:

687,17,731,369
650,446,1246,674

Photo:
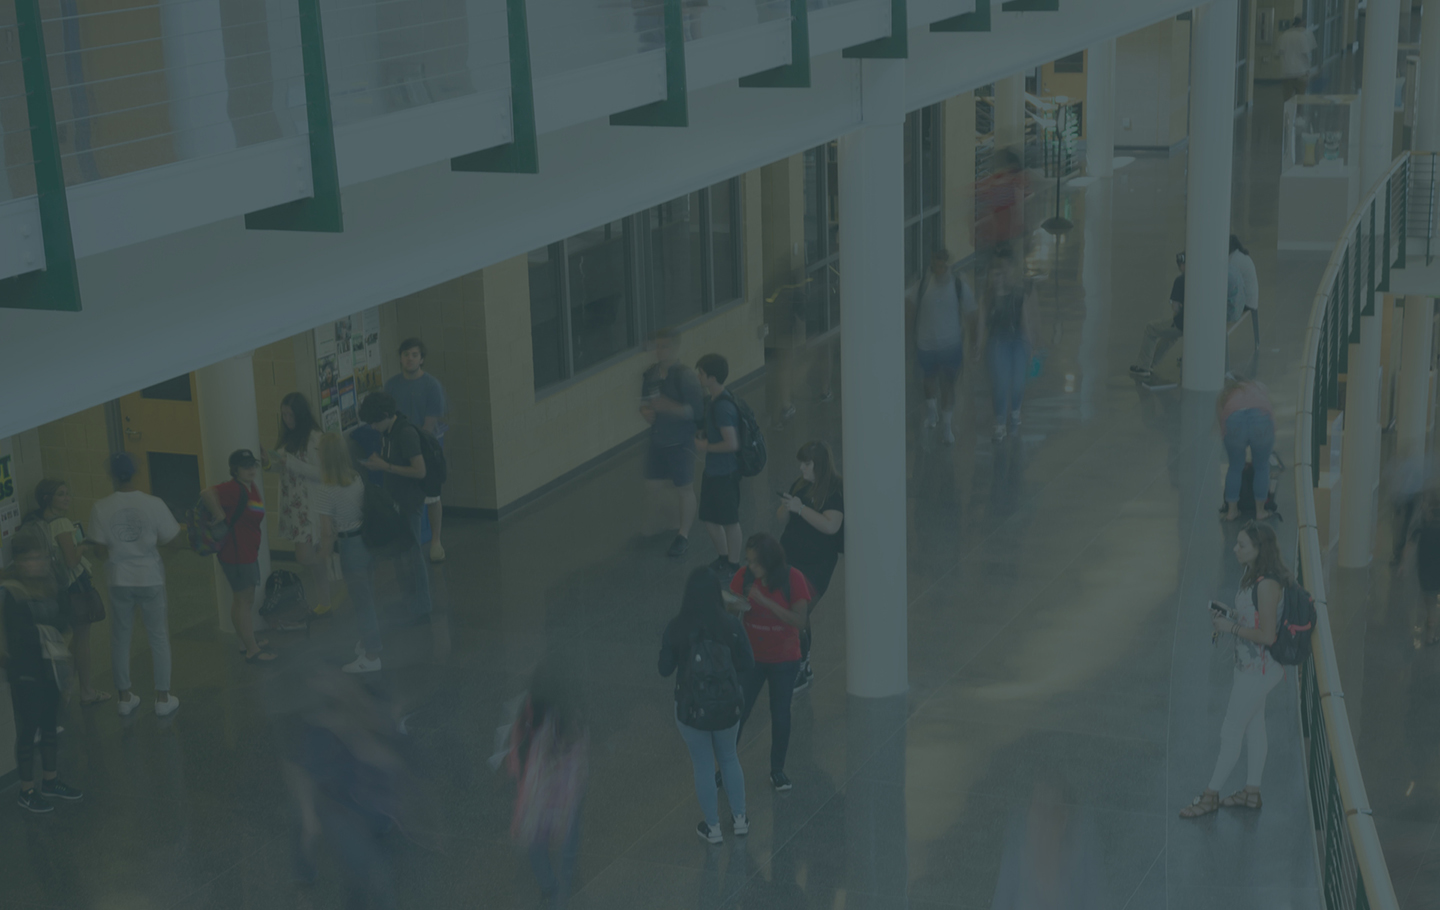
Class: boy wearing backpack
696,354,743,577
359,392,432,622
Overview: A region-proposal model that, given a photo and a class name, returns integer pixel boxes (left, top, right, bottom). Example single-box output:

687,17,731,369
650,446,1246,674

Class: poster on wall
315,307,382,433
0,441,20,558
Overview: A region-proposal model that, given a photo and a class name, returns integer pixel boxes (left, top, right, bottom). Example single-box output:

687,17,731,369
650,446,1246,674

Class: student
28,479,108,705
314,432,381,673
1181,521,1290,817
640,328,704,557
1129,252,1186,379
911,249,976,444
359,392,433,623
2,535,84,812
980,243,1038,441
777,441,843,693
696,353,743,576
729,534,812,791
1216,378,1275,522
1229,235,1260,349
89,452,189,709
1407,489,1440,645
385,338,448,563
1278,15,1317,99
265,392,330,618
659,568,753,844
202,450,276,663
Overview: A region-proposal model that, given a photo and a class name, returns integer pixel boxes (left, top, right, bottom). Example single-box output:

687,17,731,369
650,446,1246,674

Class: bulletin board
314,309,383,432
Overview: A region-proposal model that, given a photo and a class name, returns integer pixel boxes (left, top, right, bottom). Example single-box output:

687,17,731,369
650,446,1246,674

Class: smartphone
1209,600,1229,616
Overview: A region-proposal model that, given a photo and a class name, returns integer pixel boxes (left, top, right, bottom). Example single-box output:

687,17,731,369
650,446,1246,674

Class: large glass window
803,142,840,338
529,179,743,392
904,104,944,282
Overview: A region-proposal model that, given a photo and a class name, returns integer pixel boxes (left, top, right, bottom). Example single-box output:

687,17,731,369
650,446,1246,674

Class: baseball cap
108,452,136,483
228,449,260,472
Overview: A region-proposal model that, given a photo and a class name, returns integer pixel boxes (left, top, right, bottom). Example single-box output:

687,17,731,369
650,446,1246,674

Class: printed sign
315,307,382,433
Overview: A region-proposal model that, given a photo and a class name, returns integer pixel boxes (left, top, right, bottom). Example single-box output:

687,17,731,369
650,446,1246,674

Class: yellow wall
36,406,113,523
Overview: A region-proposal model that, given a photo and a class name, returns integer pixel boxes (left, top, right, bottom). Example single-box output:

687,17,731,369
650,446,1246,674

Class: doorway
118,374,204,519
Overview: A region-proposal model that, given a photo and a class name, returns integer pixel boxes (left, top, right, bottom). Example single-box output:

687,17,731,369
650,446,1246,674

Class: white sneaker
117,693,141,717
732,813,749,836
155,696,180,717
342,656,382,674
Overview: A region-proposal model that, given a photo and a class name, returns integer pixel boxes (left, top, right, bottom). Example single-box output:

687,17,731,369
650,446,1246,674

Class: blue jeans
988,336,1030,420
1224,408,1276,504
738,660,801,774
337,535,382,654
110,585,171,692
529,805,581,909
396,505,432,616
675,714,745,826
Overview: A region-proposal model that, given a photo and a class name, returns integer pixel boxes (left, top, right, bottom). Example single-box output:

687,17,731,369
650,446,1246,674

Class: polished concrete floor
2,87,1338,909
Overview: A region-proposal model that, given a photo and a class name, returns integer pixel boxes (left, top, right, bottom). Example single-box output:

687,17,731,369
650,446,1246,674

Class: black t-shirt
1171,275,1186,331
382,417,425,510
779,481,844,594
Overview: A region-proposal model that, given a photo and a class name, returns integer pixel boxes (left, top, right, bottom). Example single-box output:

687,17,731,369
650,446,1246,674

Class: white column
840,58,907,699
160,0,237,158
994,74,1026,154
1182,0,1238,393
1397,296,1435,461
1419,0,1440,151
1085,39,1115,178
196,353,269,632
1360,0,1402,192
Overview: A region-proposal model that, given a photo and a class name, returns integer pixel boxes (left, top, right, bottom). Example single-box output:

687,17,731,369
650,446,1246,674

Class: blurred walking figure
990,777,1102,909
777,442,843,693
910,249,976,443
1390,455,1428,565
314,433,382,672
976,148,1027,259
265,392,330,617
506,662,588,909
1182,521,1289,817
640,327,704,557
1129,252,1186,379
1278,15,1317,99
659,568,753,844
1405,489,1440,645
286,669,407,908
980,243,1037,441
1217,378,1276,522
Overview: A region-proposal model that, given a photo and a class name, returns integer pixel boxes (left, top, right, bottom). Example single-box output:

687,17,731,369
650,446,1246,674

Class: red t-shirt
729,566,813,664
214,480,265,565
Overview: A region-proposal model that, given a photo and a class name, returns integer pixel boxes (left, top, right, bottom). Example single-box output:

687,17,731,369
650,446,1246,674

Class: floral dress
277,431,322,546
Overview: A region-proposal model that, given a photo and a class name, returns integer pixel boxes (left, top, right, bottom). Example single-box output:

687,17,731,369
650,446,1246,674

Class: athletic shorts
220,561,260,593
698,472,741,525
644,443,696,488
916,343,964,377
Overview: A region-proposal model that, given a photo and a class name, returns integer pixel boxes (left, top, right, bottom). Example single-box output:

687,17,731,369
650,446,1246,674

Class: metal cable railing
1294,153,1415,910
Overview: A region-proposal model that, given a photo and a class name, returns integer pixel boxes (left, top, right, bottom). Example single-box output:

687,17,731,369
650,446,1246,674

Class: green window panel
1000,0,1058,10
0,0,81,311
611,0,689,127
454,0,539,173
932,0,990,33
844,0,907,58
245,0,343,232
740,0,810,88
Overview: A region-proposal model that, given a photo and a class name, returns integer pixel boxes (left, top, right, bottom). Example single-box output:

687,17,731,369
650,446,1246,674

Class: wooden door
118,374,204,519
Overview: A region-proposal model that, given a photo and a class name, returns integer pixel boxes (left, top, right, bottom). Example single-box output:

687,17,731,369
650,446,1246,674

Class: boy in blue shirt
695,353,742,575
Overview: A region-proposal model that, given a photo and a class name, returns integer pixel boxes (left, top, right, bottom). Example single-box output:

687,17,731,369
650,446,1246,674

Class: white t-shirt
88,490,181,588
1278,26,1317,78
311,480,365,534
1229,249,1260,312
915,271,975,350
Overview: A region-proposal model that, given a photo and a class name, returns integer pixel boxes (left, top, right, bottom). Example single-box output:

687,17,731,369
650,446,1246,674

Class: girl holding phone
776,441,844,693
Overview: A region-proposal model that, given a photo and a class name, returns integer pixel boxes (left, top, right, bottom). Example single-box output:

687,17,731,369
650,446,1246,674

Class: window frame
803,141,841,340
903,104,945,284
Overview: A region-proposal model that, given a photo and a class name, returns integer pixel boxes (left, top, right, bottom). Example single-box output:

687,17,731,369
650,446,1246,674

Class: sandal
1180,790,1220,818
79,691,113,706
244,649,279,664
1220,789,1263,810
237,638,270,654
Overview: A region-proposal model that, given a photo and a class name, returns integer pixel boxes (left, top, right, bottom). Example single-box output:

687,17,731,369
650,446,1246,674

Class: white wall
1115,18,1193,150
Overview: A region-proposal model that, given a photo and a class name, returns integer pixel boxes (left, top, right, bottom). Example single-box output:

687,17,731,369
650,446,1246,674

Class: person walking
696,354,744,577
89,453,188,711
1181,521,1290,817
1129,252,1186,379
728,533,813,792
314,432,383,673
359,392,433,623
777,441,843,693
659,568,753,844
1217,378,1276,522
265,392,331,619
385,338,448,563
980,242,1037,441
27,479,109,705
911,249,976,444
640,327,704,557
1278,14,1317,100
2,535,84,812
1228,235,1260,348
1407,489,1440,645
202,450,276,663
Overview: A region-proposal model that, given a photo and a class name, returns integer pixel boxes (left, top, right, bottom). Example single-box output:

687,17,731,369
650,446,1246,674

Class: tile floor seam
1119,844,1165,910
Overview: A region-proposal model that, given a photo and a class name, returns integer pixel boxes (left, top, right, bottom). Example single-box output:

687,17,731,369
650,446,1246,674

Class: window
803,141,840,338
903,104,944,283
528,179,743,391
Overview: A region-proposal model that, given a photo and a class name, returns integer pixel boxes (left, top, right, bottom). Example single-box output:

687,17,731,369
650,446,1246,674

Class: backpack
258,569,308,618
393,416,447,496
677,628,744,731
713,390,766,478
361,481,412,552
185,485,245,556
1264,578,1317,666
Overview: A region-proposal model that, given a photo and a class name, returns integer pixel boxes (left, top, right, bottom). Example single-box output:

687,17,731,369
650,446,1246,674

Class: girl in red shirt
728,533,812,791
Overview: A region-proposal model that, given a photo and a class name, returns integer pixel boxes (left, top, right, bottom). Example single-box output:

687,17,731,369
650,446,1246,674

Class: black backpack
677,628,744,731
390,417,447,496
713,390,766,478
1265,579,1317,666
259,569,307,618
361,481,413,552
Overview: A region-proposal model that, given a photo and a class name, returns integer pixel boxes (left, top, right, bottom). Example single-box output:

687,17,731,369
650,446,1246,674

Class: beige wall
36,407,112,524
1115,19,1192,150
943,92,977,262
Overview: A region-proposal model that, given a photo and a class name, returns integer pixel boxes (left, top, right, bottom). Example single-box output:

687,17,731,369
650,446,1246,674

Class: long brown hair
26,478,66,522
792,441,840,510
277,392,319,455
1239,520,1292,589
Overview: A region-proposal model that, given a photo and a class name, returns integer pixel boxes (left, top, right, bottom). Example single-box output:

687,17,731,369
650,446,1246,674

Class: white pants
1207,666,1284,791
